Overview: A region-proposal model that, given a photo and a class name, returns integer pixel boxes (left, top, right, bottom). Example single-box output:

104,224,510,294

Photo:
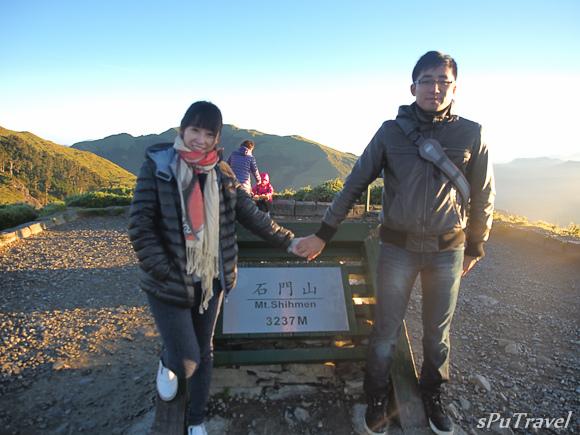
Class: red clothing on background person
252,172,274,213
252,173,273,201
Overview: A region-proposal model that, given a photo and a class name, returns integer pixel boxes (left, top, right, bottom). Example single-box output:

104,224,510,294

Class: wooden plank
390,321,428,429
148,381,187,435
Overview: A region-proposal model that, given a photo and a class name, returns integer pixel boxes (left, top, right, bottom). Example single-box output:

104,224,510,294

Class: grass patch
0,203,38,231
39,201,67,217
65,189,133,208
494,211,579,238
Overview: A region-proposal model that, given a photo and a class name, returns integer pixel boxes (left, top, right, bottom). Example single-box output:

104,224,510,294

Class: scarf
173,135,220,313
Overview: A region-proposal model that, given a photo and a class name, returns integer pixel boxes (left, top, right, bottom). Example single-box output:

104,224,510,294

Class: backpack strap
395,119,470,204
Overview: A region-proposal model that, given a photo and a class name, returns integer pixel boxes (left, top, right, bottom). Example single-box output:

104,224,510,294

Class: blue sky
1,0,579,162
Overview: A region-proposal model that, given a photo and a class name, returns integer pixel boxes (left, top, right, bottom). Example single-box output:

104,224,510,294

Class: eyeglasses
414,79,454,88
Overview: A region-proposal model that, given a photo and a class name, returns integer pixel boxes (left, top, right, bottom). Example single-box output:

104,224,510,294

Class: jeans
147,280,224,425
364,243,464,397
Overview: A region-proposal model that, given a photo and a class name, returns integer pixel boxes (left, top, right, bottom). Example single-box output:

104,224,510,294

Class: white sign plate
223,267,349,334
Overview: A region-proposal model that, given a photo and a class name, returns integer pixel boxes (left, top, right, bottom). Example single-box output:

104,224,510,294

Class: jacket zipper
421,162,429,251
421,121,438,250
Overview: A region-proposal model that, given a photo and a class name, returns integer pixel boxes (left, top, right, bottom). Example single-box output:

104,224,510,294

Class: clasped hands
288,235,326,261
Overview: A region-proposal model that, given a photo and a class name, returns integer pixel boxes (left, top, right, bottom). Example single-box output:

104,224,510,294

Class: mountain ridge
72,124,359,190
2,124,578,225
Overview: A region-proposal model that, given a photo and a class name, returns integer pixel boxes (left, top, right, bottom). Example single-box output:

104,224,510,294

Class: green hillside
0,126,135,205
72,125,359,190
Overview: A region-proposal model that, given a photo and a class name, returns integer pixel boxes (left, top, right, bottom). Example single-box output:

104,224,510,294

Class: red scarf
176,148,219,241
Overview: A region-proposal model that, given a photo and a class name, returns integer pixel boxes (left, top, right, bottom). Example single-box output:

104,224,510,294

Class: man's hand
462,255,479,277
295,234,326,261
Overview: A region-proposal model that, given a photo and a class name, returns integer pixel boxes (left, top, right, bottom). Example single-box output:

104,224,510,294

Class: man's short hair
241,140,255,150
180,101,223,135
412,51,458,82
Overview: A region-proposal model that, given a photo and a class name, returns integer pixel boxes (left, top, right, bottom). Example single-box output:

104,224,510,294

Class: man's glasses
414,79,454,88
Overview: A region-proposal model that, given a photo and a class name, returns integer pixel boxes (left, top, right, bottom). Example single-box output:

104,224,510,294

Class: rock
474,295,499,307
447,402,461,420
490,421,515,434
459,396,471,411
293,407,310,422
265,385,318,400
210,368,258,391
504,343,523,355
344,379,363,395
206,415,228,433
52,360,68,370
470,374,492,393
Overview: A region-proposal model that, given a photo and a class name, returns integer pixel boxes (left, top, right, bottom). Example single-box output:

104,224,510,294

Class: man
296,51,495,435
226,139,261,193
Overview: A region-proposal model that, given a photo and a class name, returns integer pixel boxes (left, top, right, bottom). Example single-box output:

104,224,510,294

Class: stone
490,422,515,434
315,202,331,216
474,295,499,307
226,387,264,398
470,374,492,393
344,379,364,395
504,343,522,355
459,396,471,411
211,367,257,390
271,199,295,216
447,402,461,420
206,415,229,434
293,407,310,422
265,385,318,400
295,201,317,217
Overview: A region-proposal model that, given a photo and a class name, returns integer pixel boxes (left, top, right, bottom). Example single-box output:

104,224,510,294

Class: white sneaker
156,360,177,401
188,423,208,435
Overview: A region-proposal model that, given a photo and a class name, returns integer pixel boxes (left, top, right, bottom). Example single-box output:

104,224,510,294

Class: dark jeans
146,280,223,425
363,243,464,397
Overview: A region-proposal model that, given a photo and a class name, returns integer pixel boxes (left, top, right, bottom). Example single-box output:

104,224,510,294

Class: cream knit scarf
173,135,219,313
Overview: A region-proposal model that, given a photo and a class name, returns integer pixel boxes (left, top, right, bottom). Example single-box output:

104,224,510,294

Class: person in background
295,51,495,435
252,172,274,214
226,139,261,193
128,101,302,435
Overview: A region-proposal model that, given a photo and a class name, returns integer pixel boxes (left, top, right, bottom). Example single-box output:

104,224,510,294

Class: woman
128,101,299,435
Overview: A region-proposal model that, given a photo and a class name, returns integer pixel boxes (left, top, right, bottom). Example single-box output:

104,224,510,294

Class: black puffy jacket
128,143,293,307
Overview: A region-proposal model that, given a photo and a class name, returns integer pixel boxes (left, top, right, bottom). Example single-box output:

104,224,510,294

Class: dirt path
0,216,578,434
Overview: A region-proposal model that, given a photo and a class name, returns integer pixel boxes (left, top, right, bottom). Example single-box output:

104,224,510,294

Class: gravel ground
0,215,578,434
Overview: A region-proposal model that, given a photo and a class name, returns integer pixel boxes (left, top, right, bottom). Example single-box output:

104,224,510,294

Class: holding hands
289,234,326,261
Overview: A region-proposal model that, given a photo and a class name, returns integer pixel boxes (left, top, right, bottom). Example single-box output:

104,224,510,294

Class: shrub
39,201,67,217
274,188,296,200
0,203,38,231
98,186,134,196
563,223,580,237
65,191,132,208
360,184,383,206
310,178,344,202
293,185,313,202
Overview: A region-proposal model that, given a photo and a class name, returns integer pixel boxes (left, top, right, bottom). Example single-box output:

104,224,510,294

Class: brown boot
149,377,188,435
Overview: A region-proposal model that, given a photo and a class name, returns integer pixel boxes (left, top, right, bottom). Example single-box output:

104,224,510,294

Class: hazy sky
1,0,579,162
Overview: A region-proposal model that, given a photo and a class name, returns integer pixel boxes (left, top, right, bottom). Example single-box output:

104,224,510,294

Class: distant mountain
495,158,580,225
58,124,580,226
0,126,135,205
72,125,359,190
